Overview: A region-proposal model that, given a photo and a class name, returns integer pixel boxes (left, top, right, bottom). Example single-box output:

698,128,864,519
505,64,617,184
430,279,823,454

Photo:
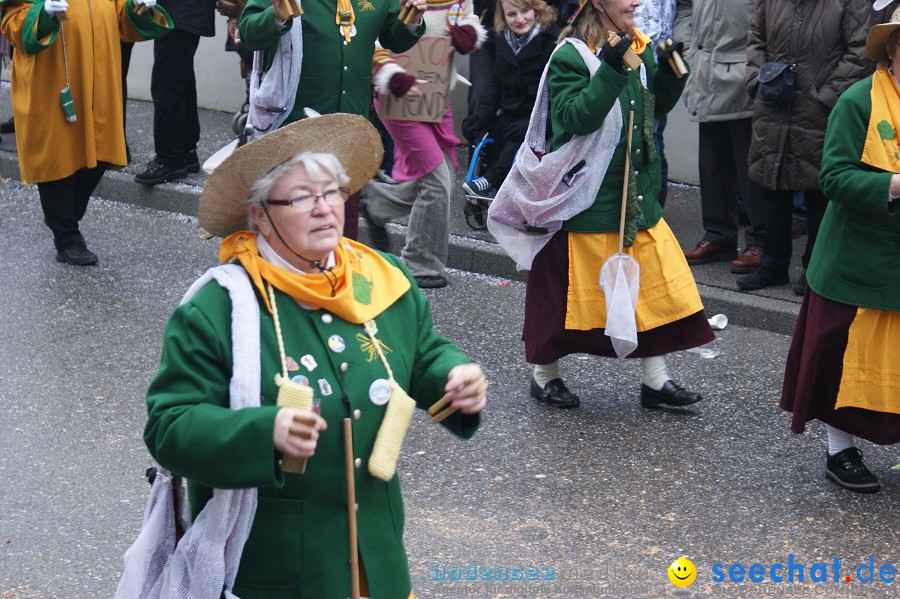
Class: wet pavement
0,180,897,599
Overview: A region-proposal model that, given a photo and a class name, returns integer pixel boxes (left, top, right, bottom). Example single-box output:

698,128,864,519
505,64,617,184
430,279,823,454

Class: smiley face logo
668,557,696,587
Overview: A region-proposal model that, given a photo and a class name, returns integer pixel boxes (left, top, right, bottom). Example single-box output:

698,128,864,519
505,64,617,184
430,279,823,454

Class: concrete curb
0,149,799,337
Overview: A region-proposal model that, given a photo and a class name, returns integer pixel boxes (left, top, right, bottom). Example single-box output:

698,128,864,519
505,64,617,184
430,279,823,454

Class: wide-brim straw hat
867,6,900,62
199,113,383,238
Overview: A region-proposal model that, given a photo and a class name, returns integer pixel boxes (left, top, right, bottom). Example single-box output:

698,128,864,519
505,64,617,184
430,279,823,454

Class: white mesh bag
248,19,303,138
487,38,622,270
116,265,261,599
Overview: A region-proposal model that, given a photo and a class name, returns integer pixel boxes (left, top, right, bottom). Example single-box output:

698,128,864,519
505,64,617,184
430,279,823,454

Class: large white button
634,170,639,176
343,66,348,71
353,409,361,420
354,458,362,468
340,362,348,373
635,148,641,155
629,100,635,106
633,125,638,130
321,313,333,324
637,195,644,201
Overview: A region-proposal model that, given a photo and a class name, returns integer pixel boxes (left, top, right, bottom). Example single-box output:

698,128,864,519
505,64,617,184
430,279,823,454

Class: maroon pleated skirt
781,290,900,445
523,232,715,363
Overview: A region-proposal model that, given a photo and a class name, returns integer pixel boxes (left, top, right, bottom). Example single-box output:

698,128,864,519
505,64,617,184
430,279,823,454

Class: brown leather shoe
730,245,763,274
683,240,737,265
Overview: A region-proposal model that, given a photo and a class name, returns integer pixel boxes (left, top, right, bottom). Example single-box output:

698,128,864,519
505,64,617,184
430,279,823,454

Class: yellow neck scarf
588,28,651,60
219,232,411,323
861,65,900,172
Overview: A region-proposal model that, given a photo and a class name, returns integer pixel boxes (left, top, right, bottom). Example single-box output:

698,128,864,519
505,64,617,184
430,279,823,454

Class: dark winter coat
746,0,877,191
463,23,560,141
158,0,217,37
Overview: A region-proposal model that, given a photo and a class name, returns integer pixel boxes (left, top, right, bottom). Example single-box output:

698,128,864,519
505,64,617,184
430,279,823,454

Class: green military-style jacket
813,74,900,311
144,254,480,598
239,0,423,121
546,41,687,233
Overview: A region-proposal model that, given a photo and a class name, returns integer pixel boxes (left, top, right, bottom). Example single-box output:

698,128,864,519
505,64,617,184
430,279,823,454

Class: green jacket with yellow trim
546,40,687,233
144,253,479,599
239,0,423,121
813,74,900,311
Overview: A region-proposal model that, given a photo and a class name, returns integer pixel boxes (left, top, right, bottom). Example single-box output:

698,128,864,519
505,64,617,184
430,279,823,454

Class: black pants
151,29,201,166
759,187,827,273
484,114,527,189
698,118,765,248
37,166,107,250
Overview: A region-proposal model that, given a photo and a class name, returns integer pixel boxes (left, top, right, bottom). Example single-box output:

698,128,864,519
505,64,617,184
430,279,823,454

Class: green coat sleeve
238,0,292,52
144,284,286,491
820,78,895,217
548,43,629,138
653,55,689,116
376,4,423,55
385,254,481,439
122,0,173,41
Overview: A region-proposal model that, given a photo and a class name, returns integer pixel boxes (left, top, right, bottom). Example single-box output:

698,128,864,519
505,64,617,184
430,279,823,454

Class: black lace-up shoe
413,275,448,289
640,380,702,408
135,160,189,186
826,447,880,493
736,267,790,291
55,243,98,266
530,378,580,408
186,150,201,174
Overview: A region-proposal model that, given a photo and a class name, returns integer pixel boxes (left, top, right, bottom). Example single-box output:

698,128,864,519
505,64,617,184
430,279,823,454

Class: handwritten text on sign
379,36,453,123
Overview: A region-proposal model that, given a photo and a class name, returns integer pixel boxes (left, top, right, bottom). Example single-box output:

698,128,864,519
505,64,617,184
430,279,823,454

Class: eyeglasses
265,187,349,213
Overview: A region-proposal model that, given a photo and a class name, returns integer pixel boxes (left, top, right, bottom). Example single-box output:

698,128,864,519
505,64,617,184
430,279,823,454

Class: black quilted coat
746,0,878,191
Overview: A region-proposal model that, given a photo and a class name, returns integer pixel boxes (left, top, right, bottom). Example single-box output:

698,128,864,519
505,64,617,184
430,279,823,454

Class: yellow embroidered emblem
357,332,393,362
358,0,375,11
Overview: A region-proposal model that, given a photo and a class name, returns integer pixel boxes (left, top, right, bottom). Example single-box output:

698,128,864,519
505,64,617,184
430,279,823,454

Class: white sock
641,355,670,391
826,425,855,456
533,362,561,388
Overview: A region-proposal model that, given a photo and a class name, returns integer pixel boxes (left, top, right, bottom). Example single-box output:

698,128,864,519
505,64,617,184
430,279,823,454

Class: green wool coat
813,74,900,311
239,0,423,121
546,42,687,233
144,255,480,599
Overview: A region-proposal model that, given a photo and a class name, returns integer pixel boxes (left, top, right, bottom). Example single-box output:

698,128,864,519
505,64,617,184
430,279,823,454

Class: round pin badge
328,335,346,353
291,374,309,386
369,379,392,406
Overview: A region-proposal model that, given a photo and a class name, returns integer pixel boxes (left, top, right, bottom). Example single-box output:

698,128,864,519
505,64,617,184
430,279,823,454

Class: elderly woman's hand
442,364,488,414
274,408,328,458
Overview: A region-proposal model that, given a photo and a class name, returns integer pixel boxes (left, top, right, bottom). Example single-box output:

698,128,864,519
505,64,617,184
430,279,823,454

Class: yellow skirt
565,218,704,332
835,307,900,415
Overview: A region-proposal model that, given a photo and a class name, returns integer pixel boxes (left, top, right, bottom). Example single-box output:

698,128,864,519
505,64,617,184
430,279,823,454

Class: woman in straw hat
524,0,713,409
780,7,900,493
143,114,487,597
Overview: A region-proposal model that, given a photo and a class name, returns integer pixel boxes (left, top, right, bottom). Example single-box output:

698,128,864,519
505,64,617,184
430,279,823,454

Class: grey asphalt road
0,182,897,599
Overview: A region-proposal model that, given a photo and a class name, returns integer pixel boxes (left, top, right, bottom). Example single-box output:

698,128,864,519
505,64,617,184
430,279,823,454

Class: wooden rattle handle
607,31,642,72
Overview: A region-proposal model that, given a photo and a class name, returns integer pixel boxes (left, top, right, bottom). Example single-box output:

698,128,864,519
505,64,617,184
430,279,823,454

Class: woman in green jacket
144,114,487,597
524,0,713,409
780,11,900,494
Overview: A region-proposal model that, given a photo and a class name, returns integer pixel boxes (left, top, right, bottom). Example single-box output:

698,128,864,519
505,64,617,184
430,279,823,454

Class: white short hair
247,152,350,230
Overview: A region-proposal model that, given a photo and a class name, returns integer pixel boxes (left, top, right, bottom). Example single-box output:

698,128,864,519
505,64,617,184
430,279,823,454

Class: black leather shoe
186,150,201,174
360,197,390,252
135,159,189,186
640,380,701,408
414,275,448,289
56,244,98,266
736,267,790,291
530,378,580,408
826,447,880,493
793,270,807,296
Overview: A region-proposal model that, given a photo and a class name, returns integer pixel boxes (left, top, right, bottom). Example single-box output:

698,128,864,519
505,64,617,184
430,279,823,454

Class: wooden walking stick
619,111,635,253
342,396,361,598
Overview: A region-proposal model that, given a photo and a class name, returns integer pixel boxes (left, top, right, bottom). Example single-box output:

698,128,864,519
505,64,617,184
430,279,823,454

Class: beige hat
867,7,900,62
199,113,383,238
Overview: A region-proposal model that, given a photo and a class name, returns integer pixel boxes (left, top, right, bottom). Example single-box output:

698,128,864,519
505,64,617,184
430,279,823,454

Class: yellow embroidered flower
357,332,393,362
